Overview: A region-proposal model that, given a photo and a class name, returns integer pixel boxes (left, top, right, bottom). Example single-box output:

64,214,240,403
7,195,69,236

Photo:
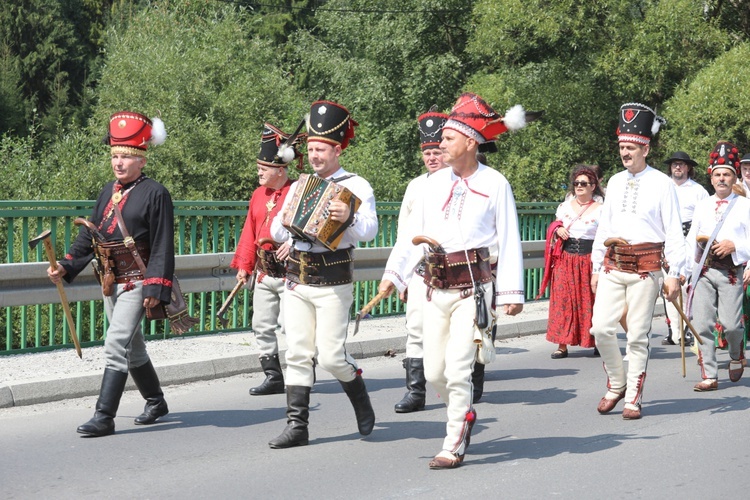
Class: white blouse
556,200,601,240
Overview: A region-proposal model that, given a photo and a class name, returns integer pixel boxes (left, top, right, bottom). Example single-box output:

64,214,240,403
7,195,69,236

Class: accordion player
280,173,362,251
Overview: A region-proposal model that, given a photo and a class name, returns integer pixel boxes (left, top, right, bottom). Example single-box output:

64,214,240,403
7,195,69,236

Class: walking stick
660,283,703,346
679,292,686,377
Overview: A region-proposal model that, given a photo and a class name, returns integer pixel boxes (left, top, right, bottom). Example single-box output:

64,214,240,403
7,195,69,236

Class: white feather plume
503,104,526,131
150,117,167,146
277,142,295,164
651,120,662,136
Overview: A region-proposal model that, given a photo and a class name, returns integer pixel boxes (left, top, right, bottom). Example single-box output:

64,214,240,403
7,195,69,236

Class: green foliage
660,42,750,187
1,0,750,204
91,2,309,201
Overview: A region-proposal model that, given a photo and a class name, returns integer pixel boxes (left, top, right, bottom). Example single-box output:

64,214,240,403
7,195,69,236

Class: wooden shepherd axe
29,230,82,359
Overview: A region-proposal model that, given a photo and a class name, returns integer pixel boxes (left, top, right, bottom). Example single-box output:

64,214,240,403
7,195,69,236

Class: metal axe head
29,229,52,250
217,312,229,329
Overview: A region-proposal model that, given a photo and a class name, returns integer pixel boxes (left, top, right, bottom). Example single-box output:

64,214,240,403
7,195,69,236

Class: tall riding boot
472,362,486,404
340,374,376,436
130,360,169,425
268,385,311,449
394,357,426,413
250,354,285,396
77,369,128,437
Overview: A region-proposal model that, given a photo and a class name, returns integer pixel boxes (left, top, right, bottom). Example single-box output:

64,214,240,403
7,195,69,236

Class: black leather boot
340,374,375,436
394,357,426,413
268,385,311,449
77,369,128,437
130,360,169,425
472,362,486,404
250,354,285,396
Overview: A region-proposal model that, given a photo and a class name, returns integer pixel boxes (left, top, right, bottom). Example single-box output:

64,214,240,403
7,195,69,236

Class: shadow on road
468,432,657,464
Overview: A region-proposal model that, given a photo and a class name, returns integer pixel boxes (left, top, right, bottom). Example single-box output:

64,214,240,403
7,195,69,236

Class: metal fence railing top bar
1,200,556,355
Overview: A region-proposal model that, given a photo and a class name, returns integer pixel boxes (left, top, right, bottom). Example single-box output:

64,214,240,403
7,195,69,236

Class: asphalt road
1,322,748,500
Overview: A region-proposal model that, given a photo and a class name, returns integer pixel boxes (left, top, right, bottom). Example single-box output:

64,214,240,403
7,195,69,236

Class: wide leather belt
604,241,664,274
96,240,150,283
423,247,493,290
256,247,286,278
696,240,737,271
286,247,354,286
563,238,593,255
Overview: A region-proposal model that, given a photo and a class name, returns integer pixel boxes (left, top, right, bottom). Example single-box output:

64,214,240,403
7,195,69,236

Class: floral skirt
546,250,595,347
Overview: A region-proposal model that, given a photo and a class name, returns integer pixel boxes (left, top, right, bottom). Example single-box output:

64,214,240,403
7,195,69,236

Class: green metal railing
0,200,555,354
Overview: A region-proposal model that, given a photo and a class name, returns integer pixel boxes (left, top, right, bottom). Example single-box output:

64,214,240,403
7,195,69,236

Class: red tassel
124,282,135,291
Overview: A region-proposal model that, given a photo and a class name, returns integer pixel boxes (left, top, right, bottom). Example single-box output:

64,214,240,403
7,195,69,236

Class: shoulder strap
111,187,149,275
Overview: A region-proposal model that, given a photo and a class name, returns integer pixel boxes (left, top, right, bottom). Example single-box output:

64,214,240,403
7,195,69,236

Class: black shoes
340,375,375,435
269,385,311,448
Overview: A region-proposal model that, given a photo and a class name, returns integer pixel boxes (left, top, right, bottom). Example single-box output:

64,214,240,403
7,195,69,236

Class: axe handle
662,284,703,346
216,280,245,325
42,239,82,359
353,288,392,336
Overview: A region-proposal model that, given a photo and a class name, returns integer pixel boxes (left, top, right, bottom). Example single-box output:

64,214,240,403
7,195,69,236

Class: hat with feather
106,111,166,157
442,92,542,144
258,123,305,171
617,103,665,145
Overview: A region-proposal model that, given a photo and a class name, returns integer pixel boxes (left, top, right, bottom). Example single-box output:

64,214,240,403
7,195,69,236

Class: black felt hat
663,151,697,167
617,102,665,145
306,100,358,150
708,141,742,175
257,123,304,170
418,107,448,150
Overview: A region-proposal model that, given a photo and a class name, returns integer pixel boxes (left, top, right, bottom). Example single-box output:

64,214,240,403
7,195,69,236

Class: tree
660,42,750,188
88,1,309,201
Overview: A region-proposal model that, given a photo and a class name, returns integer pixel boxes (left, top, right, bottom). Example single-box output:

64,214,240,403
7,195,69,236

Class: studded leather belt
286,247,354,286
562,238,593,255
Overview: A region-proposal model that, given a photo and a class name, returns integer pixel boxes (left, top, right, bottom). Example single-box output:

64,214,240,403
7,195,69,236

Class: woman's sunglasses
572,181,593,187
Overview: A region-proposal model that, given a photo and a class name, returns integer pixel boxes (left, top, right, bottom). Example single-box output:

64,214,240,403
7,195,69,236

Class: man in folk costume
380,92,530,469
662,151,708,346
47,111,174,436
392,108,489,413
231,123,304,396
591,103,686,420
268,100,378,448
688,141,750,391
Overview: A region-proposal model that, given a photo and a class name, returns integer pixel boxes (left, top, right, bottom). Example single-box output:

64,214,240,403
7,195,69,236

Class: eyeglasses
572,181,593,187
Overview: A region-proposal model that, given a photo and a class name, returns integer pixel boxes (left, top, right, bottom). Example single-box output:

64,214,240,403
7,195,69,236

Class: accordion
281,173,361,251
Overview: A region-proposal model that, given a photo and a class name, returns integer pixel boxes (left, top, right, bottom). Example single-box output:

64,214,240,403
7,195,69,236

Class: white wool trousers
405,276,428,358
283,281,358,387
591,269,660,410
422,282,490,455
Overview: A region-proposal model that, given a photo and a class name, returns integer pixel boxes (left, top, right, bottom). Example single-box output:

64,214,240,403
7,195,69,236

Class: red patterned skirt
546,248,595,347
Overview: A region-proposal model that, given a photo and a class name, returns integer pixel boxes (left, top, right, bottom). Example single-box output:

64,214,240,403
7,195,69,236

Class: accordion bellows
281,174,361,251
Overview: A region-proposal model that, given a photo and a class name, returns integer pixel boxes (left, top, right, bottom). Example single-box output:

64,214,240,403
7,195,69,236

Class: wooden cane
679,291,686,377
